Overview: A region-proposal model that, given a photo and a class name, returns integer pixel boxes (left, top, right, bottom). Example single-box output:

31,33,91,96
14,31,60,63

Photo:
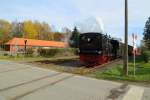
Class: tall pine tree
69,27,80,48
143,17,150,49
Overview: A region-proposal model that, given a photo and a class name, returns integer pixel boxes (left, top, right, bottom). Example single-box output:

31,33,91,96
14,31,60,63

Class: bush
4,53,8,56
141,50,150,63
38,48,76,57
26,48,34,57
56,48,77,56
38,48,59,57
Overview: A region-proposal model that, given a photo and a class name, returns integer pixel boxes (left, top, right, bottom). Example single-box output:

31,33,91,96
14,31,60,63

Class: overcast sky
0,0,149,45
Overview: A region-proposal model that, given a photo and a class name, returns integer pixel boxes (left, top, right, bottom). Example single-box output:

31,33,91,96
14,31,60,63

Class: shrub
56,48,77,56
4,53,8,56
26,48,34,56
38,48,59,57
141,50,150,63
38,48,76,57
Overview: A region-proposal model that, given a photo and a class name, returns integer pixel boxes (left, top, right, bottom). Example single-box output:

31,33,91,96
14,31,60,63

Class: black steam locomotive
78,32,133,66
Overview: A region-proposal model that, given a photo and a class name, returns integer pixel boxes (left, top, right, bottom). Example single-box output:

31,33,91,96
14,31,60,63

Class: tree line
143,17,150,50
1,17,149,49
0,19,65,44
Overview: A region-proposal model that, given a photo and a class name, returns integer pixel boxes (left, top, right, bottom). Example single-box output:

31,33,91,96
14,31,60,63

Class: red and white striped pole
132,33,137,76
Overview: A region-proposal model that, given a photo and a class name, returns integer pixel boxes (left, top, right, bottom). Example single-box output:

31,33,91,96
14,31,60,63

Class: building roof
5,38,65,48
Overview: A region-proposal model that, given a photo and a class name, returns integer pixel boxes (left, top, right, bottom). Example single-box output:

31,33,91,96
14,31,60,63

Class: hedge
38,48,76,57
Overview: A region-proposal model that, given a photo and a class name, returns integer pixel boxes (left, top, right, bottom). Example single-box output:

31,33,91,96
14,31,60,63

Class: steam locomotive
78,32,133,66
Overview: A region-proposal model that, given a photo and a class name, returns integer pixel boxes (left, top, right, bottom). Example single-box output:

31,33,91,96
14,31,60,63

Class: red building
5,38,65,52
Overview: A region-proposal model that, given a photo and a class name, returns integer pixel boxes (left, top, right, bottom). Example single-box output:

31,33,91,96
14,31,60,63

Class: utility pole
123,0,128,75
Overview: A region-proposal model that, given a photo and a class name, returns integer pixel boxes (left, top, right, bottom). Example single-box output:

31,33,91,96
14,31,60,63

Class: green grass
0,55,78,62
0,55,46,62
89,56,150,82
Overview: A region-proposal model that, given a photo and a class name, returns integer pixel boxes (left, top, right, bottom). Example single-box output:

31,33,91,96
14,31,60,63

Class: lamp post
123,0,128,75
24,40,27,56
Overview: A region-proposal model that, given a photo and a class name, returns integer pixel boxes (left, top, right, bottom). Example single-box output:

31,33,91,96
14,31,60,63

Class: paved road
0,60,148,100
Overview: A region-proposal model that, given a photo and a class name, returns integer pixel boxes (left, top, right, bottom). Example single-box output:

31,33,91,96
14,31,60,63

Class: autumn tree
11,21,23,38
0,19,64,43
0,19,12,43
22,21,37,39
41,22,52,40
47,32,54,40
53,32,64,41
34,21,43,39
34,21,54,40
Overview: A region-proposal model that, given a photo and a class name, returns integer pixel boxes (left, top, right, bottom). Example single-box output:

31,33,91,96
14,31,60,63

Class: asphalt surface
0,60,149,100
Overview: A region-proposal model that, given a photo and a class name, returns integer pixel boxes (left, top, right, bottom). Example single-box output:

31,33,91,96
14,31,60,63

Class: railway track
24,57,122,75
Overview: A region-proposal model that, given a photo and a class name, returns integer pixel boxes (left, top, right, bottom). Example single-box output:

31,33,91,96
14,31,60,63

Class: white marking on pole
132,33,137,76
122,86,144,100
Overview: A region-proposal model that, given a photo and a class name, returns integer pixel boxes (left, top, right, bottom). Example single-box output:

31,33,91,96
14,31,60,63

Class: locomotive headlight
77,48,80,53
98,51,102,54
87,38,90,42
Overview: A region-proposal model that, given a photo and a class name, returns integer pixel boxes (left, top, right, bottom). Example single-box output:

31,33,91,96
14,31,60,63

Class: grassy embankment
0,48,77,62
89,51,150,83
0,55,77,62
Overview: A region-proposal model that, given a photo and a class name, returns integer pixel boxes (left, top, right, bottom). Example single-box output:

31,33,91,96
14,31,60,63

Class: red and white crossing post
132,33,137,76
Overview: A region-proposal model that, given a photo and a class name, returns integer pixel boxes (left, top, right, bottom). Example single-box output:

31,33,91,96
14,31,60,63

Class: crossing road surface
0,60,148,100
